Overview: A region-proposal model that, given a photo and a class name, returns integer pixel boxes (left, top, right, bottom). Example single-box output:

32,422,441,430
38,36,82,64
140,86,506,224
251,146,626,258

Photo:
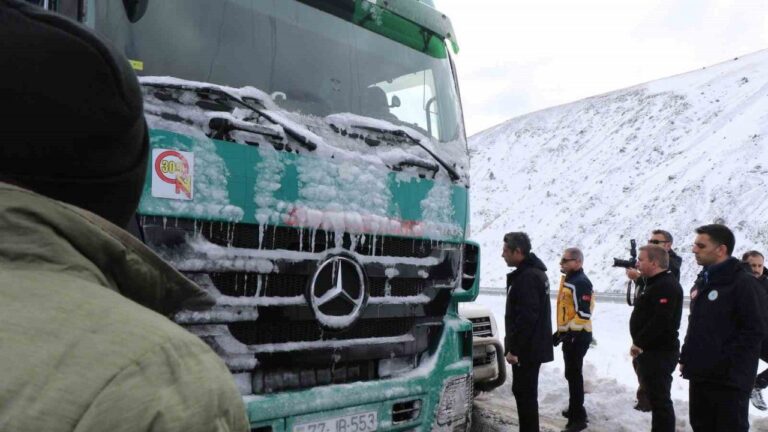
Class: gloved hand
553,331,563,347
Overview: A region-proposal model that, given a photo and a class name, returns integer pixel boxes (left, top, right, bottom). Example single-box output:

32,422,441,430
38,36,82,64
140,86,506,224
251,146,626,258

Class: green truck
42,0,480,430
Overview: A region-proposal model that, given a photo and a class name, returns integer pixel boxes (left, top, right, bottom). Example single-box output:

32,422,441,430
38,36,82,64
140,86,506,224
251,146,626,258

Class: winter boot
751,387,768,411
561,419,588,432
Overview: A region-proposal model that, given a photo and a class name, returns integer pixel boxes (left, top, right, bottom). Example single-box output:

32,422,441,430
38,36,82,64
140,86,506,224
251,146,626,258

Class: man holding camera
742,251,768,410
626,229,682,411
627,230,683,286
629,245,683,432
680,225,766,431
554,247,594,432
502,232,554,432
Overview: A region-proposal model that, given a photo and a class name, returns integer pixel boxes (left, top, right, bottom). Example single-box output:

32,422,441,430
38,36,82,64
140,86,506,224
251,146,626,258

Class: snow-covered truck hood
137,77,469,242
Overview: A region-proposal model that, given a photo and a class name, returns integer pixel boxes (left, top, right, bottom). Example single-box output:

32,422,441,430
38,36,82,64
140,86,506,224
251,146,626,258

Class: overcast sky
436,0,768,136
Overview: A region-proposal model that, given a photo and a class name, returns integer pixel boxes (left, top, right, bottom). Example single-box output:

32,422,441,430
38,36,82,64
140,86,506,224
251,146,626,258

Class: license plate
293,411,377,432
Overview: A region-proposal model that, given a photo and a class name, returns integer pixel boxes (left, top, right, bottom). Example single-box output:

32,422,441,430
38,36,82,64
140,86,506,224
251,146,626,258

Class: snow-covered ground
472,293,768,431
468,49,768,292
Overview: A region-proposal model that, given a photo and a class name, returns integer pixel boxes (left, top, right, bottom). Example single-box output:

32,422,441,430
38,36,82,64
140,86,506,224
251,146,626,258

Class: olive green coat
0,183,249,431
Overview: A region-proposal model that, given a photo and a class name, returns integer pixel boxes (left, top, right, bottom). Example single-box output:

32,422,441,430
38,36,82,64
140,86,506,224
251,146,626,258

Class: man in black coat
626,229,682,411
680,225,766,432
629,245,683,432
503,231,554,432
742,250,768,410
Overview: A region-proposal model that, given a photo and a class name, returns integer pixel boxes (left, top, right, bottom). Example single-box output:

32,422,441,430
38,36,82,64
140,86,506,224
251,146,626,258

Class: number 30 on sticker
151,149,194,200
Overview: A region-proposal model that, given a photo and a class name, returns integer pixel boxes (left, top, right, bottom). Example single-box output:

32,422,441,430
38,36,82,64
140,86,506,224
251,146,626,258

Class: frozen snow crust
138,77,468,242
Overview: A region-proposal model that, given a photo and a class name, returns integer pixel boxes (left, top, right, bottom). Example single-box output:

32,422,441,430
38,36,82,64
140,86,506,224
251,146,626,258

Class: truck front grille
469,317,493,338
228,317,414,345
473,351,494,367
138,216,461,394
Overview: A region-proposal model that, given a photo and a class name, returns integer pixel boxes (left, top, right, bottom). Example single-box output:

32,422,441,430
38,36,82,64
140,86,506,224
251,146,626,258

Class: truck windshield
87,0,466,147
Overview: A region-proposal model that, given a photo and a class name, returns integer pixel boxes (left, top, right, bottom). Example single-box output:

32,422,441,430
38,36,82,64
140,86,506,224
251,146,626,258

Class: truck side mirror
123,0,149,23
389,95,401,109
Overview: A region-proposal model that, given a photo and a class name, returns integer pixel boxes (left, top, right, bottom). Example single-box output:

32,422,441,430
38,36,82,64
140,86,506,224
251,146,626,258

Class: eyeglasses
560,258,577,264
648,239,670,245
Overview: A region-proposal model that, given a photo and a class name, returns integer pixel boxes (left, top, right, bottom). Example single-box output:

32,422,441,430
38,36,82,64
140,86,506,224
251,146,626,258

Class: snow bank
469,49,768,291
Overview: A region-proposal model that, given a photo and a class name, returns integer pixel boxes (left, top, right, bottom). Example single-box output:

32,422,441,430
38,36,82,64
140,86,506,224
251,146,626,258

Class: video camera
612,239,637,269
613,239,638,306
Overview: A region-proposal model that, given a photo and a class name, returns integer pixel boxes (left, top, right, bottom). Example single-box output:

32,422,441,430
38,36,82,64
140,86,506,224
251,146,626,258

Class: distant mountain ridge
469,50,768,291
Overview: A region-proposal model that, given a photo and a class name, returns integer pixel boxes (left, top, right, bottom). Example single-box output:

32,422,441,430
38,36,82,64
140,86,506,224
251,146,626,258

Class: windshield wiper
142,82,317,151
349,124,460,182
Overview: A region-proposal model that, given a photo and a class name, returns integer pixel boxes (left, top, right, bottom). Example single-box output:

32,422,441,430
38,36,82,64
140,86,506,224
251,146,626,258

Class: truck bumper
243,314,473,431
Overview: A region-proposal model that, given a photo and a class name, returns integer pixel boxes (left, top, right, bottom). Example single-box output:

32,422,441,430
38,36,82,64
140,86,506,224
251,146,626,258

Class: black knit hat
0,0,148,228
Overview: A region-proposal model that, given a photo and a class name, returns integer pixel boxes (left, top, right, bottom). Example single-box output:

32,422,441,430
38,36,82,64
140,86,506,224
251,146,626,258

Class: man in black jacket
503,231,554,432
742,250,768,410
626,229,682,411
629,245,683,432
680,224,766,432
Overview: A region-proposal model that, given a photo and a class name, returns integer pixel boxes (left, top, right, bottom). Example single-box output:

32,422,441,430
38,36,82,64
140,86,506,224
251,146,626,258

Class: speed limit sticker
151,149,194,200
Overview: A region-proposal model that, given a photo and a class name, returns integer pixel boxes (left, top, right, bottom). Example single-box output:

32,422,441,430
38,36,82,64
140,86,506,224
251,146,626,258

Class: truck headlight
434,374,472,429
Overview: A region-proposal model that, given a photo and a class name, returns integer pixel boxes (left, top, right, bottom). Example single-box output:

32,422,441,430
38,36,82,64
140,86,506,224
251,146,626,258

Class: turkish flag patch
659,298,668,304
582,295,591,301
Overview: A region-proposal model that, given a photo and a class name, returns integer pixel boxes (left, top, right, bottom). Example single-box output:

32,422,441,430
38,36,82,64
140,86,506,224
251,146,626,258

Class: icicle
299,228,304,252
226,222,235,247
334,231,342,251
255,275,263,298
243,273,249,297
371,234,377,257
162,216,167,230
271,224,277,248
384,278,392,297
258,223,266,249
311,228,317,253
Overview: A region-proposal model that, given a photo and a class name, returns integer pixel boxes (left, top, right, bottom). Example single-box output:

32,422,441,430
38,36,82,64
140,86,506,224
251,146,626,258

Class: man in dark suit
502,232,554,432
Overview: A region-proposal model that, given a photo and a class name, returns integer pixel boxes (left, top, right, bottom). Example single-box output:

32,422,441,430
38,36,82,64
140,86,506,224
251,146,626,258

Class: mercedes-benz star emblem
309,255,367,330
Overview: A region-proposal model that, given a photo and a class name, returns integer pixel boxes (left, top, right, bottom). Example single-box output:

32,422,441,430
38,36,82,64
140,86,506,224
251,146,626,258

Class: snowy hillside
469,49,768,291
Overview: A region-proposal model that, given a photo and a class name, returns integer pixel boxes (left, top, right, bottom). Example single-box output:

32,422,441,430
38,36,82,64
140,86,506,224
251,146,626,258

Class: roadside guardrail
479,287,691,306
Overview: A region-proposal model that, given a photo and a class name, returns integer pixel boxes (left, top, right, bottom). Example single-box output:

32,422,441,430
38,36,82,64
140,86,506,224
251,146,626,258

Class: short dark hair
652,229,673,243
695,224,735,255
743,250,764,261
639,244,669,269
503,232,531,256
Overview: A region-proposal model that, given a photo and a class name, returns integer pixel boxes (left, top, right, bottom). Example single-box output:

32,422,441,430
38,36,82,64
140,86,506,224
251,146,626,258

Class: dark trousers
755,341,768,389
633,357,651,409
689,381,749,432
562,331,591,421
636,350,677,432
512,361,541,432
